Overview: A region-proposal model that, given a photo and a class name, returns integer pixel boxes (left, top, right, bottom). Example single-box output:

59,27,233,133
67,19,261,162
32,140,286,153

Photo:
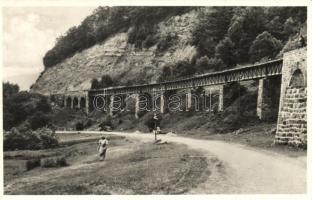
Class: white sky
3,7,96,90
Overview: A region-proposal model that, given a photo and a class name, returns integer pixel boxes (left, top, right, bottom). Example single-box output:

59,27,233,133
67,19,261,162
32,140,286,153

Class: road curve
106,131,306,194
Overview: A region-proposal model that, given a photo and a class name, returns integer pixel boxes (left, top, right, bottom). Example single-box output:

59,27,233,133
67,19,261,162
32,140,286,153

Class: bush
156,33,177,53
3,85,52,131
99,116,113,131
215,37,236,67
249,31,283,62
83,119,94,128
40,156,67,168
76,122,84,131
34,127,59,149
195,56,225,73
4,127,59,151
26,159,40,171
28,111,51,130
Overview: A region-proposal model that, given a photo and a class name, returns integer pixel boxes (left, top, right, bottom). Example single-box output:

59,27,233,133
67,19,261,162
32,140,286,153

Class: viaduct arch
54,48,306,147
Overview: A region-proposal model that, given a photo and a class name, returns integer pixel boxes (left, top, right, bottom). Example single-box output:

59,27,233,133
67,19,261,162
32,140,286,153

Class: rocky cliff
31,9,199,95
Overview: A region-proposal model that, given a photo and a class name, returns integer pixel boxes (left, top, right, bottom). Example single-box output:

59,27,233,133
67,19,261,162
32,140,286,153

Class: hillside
31,7,199,94
30,7,306,94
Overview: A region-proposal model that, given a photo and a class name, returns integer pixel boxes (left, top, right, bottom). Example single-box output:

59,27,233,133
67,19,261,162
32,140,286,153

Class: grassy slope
4,136,209,195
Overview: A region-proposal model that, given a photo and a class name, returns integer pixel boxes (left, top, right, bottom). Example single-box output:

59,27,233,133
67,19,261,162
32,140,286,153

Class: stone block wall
275,87,307,146
275,47,307,147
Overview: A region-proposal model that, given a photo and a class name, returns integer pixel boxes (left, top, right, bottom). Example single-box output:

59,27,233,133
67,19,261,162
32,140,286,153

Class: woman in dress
97,136,109,161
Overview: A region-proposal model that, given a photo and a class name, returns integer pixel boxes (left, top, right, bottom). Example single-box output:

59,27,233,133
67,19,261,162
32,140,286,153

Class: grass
178,122,306,157
5,142,209,195
4,133,126,183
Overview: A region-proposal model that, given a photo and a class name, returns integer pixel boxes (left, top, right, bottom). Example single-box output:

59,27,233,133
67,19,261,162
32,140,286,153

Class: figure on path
153,113,161,141
97,136,109,161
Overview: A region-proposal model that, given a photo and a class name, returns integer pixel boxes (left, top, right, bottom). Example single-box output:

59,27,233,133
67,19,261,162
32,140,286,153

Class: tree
196,57,225,73
3,82,19,98
100,75,114,88
192,7,234,57
172,60,196,78
215,37,236,67
3,90,52,131
91,78,100,89
228,7,267,63
28,111,51,130
249,31,283,62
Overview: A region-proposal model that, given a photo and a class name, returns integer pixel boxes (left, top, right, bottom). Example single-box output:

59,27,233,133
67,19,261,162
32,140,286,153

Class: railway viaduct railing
88,58,283,96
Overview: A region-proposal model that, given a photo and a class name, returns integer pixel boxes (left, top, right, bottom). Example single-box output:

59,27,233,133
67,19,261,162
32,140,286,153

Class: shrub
249,31,283,62
3,86,52,131
75,122,84,131
34,127,59,149
83,119,94,128
40,156,67,168
4,127,59,151
156,33,177,53
99,115,113,131
28,111,51,130
215,37,236,67
195,57,225,73
26,159,40,171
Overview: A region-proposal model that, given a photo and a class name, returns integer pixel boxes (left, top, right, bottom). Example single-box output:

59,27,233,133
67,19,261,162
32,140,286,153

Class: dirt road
106,131,306,194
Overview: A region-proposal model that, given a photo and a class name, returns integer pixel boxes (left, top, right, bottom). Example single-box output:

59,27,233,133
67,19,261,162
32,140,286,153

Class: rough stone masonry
275,47,307,147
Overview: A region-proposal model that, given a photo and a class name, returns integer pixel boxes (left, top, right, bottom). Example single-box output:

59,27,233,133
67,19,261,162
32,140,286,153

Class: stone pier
218,85,224,112
275,48,307,147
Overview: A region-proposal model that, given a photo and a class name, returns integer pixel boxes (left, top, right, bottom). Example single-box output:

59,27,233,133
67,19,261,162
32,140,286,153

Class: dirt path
106,131,306,194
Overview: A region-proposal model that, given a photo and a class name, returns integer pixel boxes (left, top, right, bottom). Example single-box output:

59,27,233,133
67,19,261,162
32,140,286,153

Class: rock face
30,10,199,95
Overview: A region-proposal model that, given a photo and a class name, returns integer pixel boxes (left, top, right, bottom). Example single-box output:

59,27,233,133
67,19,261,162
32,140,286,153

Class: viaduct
51,48,307,146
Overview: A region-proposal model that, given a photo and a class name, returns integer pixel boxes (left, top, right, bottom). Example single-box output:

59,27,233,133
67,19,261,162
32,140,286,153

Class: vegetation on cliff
43,7,306,82
43,7,191,68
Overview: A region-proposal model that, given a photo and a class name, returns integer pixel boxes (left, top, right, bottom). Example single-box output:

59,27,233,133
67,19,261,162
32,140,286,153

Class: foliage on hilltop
43,7,192,68
159,7,306,80
192,7,306,69
43,7,306,81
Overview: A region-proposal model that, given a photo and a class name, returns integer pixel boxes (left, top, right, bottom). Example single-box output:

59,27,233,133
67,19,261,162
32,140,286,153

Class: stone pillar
109,95,114,117
218,85,224,112
209,89,212,112
70,97,74,109
257,78,281,121
257,78,265,120
85,93,89,114
160,92,165,114
64,96,67,108
134,93,140,119
77,97,81,109
186,89,192,111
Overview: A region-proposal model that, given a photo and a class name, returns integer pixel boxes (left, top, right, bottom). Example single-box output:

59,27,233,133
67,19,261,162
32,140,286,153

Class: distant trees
3,82,52,131
215,37,236,67
43,7,191,68
192,7,234,57
91,74,115,89
3,82,19,98
191,6,306,74
249,31,283,62
42,6,307,81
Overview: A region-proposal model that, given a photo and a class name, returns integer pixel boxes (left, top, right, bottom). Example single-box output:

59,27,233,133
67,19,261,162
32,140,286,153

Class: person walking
97,136,109,161
153,113,161,141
